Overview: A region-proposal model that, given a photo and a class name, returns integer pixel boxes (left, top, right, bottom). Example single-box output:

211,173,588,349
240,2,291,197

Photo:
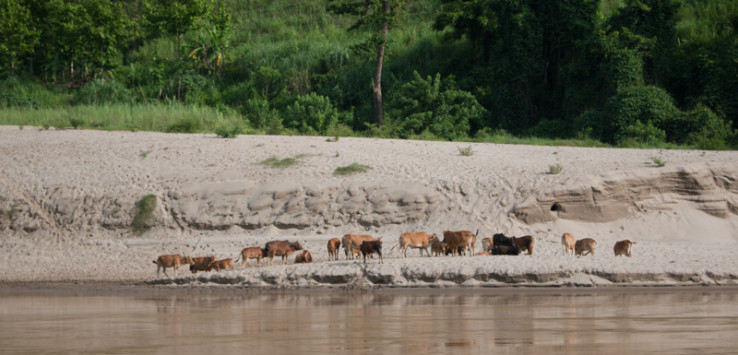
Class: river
1,286,736,354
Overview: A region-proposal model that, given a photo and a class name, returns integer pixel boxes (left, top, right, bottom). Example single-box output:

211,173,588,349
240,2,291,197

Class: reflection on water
1,288,737,354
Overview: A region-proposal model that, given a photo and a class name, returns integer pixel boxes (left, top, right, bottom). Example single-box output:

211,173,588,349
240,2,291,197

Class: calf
575,238,596,256
342,234,379,260
613,240,636,257
264,240,303,265
431,240,446,257
512,235,535,255
153,254,194,278
397,232,439,257
212,258,234,271
360,239,383,264
327,238,341,261
235,247,266,268
190,256,216,273
294,250,313,263
562,233,576,255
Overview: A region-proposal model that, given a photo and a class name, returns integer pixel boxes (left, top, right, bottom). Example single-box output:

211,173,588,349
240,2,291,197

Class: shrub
388,71,485,140
605,85,680,144
618,120,667,147
457,145,474,156
284,93,338,134
132,194,157,234
548,163,563,174
167,118,202,133
650,157,666,167
215,123,243,138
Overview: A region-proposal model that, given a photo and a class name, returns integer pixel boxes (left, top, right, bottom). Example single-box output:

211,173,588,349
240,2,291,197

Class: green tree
145,0,209,53
328,0,407,127
0,0,39,75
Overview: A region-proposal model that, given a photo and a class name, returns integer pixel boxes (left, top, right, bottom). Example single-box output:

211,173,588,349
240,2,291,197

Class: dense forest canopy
1,0,736,149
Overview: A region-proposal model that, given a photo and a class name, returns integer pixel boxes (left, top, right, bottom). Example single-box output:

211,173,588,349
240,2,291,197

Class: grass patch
650,157,666,167
259,156,298,168
132,194,157,234
333,163,371,176
457,145,474,156
548,163,563,174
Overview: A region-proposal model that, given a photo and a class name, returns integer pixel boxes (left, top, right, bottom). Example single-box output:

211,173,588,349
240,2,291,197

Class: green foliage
618,119,667,147
132,194,157,234
166,118,202,133
284,93,339,134
214,123,243,138
75,80,133,105
605,85,679,144
333,163,371,176
0,0,39,75
388,71,485,140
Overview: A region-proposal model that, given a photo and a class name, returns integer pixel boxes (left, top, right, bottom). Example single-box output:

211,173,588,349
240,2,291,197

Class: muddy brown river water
1,286,737,354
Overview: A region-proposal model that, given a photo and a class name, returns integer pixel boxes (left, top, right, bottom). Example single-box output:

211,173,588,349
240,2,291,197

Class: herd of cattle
153,231,637,278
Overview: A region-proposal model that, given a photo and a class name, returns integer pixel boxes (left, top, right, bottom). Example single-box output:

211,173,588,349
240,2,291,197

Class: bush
132,194,157,234
167,118,202,133
75,80,132,105
683,104,735,150
618,120,667,147
605,85,681,144
214,123,243,138
388,71,485,140
333,163,371,176
284,93,338,134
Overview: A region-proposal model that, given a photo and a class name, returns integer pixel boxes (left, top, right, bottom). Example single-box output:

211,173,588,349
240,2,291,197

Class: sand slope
1,126,737,287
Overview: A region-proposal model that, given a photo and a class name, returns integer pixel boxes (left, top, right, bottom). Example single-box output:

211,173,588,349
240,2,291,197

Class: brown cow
264,240,303,265
235,247,266,268
360,239,383,264
397,232,439,257
153,254,194,278
442,230,476,256
431,240,446,256
562,233,576,255
575,238,597,256
512,235,535,255
614,240,636,257
327,238,341,261
294,250,313,263
342,234,379,260
212,258,234,271
190,256,216,273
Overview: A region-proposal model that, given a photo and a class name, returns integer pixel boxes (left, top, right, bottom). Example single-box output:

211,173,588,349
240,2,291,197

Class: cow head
292,241,303,250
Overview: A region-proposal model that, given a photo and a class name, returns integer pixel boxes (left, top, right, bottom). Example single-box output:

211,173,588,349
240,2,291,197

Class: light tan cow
614,240,636,257
212,258,234,271
442,230,476,256
327,238,341,261
397,232,439,257
153,254,194,278
481,237,494,253
235,247,266,268
342,234,379,260
562,233,576,255
575,238,597,256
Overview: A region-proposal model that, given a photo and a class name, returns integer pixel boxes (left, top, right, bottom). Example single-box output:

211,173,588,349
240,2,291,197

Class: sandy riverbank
1,126,737,288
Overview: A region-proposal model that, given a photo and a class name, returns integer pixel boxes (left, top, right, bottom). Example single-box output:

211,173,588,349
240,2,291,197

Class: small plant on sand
457,145,474,156
259,156,299,168
140,150,151,158
548,163,563,174
333,163,371,176
215,124,243,138
132,194,157,234
650,156,666,167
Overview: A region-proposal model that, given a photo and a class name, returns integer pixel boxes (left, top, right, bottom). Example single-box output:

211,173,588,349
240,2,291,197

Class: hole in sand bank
551,203,565,212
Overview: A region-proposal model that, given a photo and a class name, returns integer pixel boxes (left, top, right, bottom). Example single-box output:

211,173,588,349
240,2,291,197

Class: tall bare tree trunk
372,1,389,127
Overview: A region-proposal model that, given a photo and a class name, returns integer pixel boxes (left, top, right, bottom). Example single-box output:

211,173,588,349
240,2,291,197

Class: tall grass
0,103,249,133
